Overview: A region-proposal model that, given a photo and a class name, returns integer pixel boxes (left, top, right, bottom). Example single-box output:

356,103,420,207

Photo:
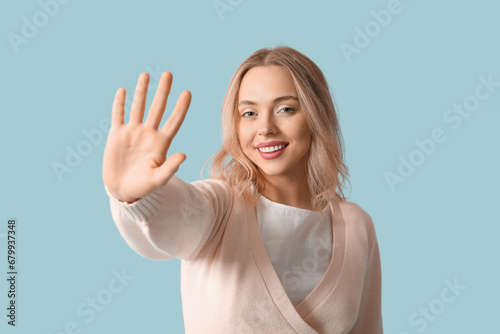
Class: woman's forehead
238,66,297,103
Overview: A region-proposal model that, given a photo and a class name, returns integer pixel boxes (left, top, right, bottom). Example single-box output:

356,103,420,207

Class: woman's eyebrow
238,95,298,107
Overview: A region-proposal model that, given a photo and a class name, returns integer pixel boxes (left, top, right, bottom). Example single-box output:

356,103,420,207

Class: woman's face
236,65,311,180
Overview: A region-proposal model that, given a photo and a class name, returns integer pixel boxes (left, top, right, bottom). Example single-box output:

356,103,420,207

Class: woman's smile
257,143,289,159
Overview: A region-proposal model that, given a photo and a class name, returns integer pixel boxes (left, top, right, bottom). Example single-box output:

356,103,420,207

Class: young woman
102,46,383,333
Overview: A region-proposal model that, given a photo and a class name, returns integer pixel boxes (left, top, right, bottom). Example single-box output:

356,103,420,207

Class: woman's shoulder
336,200,376,242
336,200,372,221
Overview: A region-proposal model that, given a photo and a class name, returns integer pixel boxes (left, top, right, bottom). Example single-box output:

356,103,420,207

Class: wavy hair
201,45,350,210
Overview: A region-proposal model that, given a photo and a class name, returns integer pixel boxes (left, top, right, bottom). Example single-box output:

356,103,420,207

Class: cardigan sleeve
350,230,383,333
104,175,233,261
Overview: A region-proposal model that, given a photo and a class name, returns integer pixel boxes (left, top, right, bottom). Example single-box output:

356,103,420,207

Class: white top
255,194,333,306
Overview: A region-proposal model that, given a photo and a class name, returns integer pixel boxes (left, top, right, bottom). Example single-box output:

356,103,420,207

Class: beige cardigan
105,175,383,333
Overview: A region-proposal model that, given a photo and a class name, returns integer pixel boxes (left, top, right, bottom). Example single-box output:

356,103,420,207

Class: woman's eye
280,107,295,113
241,111,255,117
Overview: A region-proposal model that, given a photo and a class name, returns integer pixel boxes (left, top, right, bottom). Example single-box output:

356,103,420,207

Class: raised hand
102,72,191,203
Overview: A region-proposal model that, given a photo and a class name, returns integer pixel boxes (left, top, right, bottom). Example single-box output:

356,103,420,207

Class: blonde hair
201,45,350,210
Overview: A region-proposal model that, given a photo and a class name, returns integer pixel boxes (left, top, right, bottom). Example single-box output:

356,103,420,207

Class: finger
160,90,192,140
129,73,150,124
145,72,173,130
112,88,125,128
153,153,186,186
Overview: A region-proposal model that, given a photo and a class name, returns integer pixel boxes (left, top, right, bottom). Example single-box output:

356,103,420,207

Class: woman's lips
257,144,288,160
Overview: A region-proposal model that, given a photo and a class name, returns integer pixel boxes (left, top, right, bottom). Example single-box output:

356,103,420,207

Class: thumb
153,153,186,186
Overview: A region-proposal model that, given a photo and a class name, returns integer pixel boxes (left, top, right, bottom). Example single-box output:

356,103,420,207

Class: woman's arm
105,174,233,261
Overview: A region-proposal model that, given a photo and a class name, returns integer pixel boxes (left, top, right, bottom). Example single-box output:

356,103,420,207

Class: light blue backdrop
1,0,499,333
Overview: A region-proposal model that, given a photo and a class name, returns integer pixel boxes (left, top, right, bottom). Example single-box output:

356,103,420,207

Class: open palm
102,72,191,203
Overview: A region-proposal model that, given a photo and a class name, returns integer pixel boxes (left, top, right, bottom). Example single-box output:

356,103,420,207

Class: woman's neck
258,174,320,211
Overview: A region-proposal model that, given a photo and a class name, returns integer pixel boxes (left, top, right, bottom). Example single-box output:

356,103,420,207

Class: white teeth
258,145,285,153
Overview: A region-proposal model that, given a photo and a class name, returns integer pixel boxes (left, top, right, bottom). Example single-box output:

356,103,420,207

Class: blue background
1,0,499,333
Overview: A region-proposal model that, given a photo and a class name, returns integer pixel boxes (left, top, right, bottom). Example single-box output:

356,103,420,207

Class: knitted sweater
104,175,383,333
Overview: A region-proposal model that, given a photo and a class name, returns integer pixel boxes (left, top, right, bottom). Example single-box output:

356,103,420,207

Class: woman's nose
258,112,277,135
